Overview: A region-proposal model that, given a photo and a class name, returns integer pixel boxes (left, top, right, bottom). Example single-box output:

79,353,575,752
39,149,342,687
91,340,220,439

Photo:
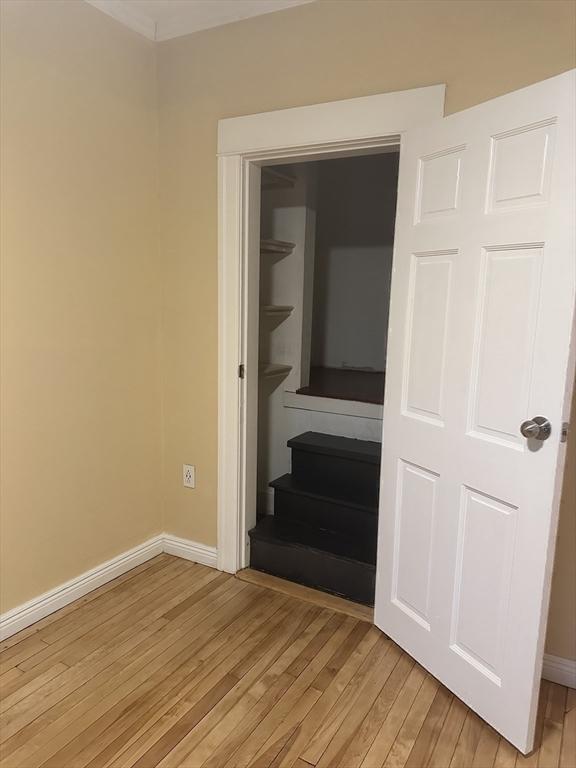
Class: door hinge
561,422,569,443
238,364,245,380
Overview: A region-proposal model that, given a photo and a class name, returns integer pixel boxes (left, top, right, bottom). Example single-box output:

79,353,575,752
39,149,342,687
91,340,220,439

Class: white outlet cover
183,464,195,489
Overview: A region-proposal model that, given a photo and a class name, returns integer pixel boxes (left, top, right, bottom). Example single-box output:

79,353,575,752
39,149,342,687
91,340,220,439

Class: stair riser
273,488,378,537
290,450,380,507
249,537,375,605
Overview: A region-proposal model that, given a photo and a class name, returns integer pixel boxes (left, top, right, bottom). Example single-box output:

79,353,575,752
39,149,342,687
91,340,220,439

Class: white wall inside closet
257,152,400,514
311,151,399,371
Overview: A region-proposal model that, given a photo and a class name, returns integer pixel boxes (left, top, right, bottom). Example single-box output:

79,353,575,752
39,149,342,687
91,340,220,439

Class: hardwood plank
427,696,468,768
404,685,453,768
450,710,484,768
559,705,575,768
0,558,571,768
359,661,426,768
0,555,171,653
0,570,232,745
78,587,286,768
471,723,500,768
92,591,294,768
0,636,50,674
336,651,414,768
137,602,326,767
132,672,240,768
300,638,399,766
310,622,372,693
0,662,68,714
206,623,378,768
495,738,520,768
0,668,23,689
537,683,566,768
220,615,358,768
383,675,439,768
0,580,248,764
37,556,182,645
36,589,279,768
12,560,186,675
115,596,297,765
2,580,255,767
16,559,193,671
236,568,373,622
256,723,302,768
194,672,295,768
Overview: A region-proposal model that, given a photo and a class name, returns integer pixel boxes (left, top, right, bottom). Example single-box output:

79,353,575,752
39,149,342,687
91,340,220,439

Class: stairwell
249,431,381,605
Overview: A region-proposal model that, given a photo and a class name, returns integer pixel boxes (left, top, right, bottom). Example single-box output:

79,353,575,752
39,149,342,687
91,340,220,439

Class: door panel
375,71,575,753
392,460,438,631
450,487,517,686
417,146,466,222
470,245,543,446
487,120,555,212
404,251,454,423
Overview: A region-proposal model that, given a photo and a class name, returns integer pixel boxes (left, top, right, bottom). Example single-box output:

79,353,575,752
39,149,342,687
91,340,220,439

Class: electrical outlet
183,464,195,489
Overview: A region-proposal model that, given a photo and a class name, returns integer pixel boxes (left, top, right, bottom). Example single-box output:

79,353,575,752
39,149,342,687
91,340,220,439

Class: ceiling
85,0,316,41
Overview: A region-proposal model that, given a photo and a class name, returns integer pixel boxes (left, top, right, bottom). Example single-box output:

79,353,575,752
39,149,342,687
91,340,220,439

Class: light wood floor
0,555,574,768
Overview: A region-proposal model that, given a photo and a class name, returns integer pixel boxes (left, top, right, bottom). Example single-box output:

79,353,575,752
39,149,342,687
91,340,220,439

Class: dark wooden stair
249,431,381,605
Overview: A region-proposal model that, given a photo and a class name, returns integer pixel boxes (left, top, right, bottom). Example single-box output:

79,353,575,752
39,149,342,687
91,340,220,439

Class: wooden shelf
260,239,295,256
261,167,296,190
259,363,292,379
261,305,294,317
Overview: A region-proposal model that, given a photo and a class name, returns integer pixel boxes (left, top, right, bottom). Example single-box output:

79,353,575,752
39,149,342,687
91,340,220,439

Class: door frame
216,84,446,573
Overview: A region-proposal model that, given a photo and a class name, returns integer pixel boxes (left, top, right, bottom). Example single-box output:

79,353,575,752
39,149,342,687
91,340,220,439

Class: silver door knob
520,416,551,441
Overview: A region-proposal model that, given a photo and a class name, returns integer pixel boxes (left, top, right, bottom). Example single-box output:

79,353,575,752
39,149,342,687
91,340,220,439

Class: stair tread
287,431,381,465
249,516,376,566
269,473,377,513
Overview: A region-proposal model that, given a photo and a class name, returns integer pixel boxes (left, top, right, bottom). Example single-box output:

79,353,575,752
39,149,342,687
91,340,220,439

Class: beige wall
547,384,576,660
1,0,574,661
0,0,162,611
156,0,575,659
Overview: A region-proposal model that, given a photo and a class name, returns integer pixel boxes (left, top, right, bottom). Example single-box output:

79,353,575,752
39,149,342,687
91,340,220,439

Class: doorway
250,151,400,605
216,84,445,576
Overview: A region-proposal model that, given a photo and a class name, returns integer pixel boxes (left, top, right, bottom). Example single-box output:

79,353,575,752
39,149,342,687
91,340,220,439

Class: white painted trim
218,86,446,575
218,86,445,156
0,534,218,640
283,391,383,420
163,535,218,568
84,0,315,42
84,0,157,40
218,154,245,574
542,654,576,688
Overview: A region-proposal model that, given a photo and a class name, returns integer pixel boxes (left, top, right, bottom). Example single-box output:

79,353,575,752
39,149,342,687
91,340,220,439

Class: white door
375,70,575,754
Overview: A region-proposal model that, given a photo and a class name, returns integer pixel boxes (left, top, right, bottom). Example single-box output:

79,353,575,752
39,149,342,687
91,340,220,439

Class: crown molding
155,0,315,42
84,0,315,43
85,0,157,40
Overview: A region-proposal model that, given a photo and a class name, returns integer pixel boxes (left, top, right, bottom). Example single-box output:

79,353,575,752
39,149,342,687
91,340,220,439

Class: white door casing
375,70,575,753
217,84,446,573
240,163,262,570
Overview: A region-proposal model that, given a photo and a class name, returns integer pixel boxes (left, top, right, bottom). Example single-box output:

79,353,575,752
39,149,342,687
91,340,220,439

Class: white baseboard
2,539,575,692
162,534,218,568
0,533,218,641
542,654,576,688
